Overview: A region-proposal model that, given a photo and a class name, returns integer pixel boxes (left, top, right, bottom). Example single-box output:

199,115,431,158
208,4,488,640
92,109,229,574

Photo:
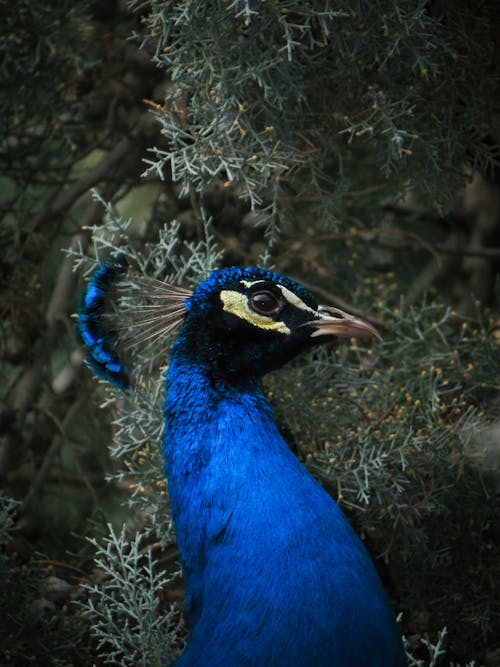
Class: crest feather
116,276,192,356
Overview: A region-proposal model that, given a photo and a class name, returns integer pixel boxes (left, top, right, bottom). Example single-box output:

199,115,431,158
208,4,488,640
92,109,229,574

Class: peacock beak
308,305,382,341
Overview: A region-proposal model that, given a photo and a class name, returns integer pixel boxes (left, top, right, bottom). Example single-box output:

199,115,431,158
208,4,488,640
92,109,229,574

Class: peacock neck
163,348,298,501
163,351,280,470
162,350,300,589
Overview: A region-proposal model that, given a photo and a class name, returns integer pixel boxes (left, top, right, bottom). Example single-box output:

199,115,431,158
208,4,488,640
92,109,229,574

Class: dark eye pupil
250,291,281,315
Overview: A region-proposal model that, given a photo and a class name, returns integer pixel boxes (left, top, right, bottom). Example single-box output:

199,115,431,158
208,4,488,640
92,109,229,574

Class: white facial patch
220,290,291,334
275,284,316,315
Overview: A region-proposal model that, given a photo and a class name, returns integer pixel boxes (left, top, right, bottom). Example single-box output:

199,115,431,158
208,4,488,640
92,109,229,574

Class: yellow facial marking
220,290,290,334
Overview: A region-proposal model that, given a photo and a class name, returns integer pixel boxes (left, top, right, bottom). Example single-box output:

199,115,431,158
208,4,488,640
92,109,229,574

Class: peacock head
173,266,380,380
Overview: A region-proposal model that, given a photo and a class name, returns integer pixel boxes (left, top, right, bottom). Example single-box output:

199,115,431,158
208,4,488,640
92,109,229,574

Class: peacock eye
249,289,283,316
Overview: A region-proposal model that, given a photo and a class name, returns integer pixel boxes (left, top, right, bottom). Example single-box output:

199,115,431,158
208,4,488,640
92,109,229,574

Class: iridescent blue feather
77,254,130,390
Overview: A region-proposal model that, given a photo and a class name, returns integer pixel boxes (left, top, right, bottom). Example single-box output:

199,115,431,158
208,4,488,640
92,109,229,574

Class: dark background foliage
0,1,499,665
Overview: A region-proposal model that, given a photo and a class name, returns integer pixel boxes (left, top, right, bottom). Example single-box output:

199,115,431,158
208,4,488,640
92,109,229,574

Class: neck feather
163,353,282,472
163,352,300,583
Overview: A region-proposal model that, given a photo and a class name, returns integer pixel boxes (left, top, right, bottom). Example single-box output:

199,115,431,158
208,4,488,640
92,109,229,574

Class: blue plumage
77,254,130,390
78,262,407,666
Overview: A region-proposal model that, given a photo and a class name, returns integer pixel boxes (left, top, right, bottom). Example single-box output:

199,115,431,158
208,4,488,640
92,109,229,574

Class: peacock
78,256,407,667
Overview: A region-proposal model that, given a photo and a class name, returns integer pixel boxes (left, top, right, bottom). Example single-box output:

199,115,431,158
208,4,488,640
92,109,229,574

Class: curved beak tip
309,305,382,341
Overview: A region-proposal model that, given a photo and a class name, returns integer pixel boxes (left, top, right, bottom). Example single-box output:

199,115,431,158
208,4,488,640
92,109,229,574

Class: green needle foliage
132,0,498,219
80,526,181,667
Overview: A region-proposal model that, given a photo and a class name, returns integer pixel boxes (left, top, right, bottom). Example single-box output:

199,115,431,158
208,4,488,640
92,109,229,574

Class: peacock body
79,261,407,667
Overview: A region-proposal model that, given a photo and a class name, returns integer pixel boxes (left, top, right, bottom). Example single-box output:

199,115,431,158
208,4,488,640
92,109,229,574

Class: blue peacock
78,255,407,666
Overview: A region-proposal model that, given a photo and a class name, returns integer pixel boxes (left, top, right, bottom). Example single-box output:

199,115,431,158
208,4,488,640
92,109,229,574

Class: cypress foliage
133,0,499,217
